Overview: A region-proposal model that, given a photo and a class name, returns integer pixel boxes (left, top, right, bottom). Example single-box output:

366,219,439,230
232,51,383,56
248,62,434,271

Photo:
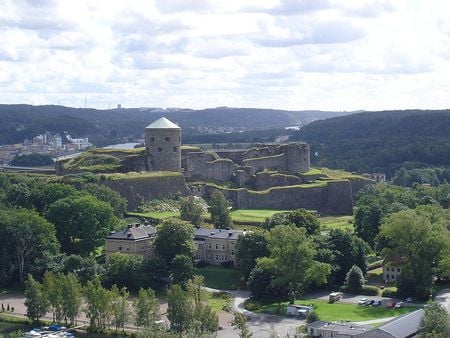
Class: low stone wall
242,153,286,174
101,172,190,210
205,159,237,181
255,172,302,190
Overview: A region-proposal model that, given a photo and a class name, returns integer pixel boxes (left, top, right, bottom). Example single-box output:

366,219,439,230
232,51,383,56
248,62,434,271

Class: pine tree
209,191,233,229
345,265,364,292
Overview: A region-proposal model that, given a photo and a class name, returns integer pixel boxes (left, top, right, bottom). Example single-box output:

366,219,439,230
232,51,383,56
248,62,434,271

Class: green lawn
128,208,288,225
319,215,354,231
204,291,232,313
196,266,241,290
246,298,419,322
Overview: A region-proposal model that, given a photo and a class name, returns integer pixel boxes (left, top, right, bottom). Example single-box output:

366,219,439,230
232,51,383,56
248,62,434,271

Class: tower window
157,147,162,152
150,137,155,142
165,137,170,142
173,147,177,152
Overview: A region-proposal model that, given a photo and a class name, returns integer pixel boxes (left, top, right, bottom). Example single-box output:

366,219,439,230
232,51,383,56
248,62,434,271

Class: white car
358,298,369,305
395,301,404,308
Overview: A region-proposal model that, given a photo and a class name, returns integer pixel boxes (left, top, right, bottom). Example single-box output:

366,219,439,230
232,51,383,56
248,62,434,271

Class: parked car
372,300,382,306
358,298,369,305
405,297,414,302
395,301,404,308
367,299,375,306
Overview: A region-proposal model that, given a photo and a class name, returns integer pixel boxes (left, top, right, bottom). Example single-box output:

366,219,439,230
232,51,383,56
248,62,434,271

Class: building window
386,274,390,279
150,137,155,142
231,250,234,256
221,255,225,261
223,244,226,250
397,268,400,272
208,244,211,249
386,267,390,271
126,247,129,251
208,255,212,261
165,137,170,142
157,147,162,152
215,255,219,261
173,147,177,152
118,246,122,251
215,244,218,250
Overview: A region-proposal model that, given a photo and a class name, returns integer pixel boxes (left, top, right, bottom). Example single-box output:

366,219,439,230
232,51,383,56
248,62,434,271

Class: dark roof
308,322,372,335
357,329,394,338
107,225,157,241
308,321,327,329
378,309,424,338
194,228,244,240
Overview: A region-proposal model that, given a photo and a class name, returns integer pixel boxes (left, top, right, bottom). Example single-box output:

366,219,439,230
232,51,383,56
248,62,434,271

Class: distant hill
290,110,450,176
0,104,349,146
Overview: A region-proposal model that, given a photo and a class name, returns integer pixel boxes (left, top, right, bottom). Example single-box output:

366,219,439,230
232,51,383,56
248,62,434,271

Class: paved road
436,287,450,313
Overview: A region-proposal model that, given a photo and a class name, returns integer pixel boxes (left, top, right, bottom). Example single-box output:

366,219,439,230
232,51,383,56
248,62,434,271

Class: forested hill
0,104,347,146
291,110,450,176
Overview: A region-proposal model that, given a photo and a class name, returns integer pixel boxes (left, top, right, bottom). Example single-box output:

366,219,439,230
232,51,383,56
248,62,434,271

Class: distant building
308,310,424,338
193,228,245,265
105,223,157,260
383,256,405,283
371,173,386,183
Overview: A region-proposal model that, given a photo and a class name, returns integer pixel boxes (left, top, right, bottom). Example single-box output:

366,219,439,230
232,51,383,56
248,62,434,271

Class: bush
195,260,209,268
221,261,234,269
382,289,398,298
306,311,319,323
360,285,379,296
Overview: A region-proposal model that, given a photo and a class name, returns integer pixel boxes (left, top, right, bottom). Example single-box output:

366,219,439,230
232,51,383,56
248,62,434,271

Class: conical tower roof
145,117,180,129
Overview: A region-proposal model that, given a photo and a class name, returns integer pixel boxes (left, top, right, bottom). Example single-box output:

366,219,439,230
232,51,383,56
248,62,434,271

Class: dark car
367,299,375,306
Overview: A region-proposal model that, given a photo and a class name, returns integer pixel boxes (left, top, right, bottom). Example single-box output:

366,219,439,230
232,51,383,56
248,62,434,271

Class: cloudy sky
1,0,450,111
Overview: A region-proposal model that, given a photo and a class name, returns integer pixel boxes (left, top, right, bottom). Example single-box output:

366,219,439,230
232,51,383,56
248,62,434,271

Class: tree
286,209,320,235
111,285,130,332
153,219,195,265
24,274,49,322
418,302,450,337
233,313,252,338
43,272,63,322
167,284,193,333
378,209,450,299
208,191,233,229
84,183,127,217
187,275,205,306
235,232,269,279
306,311,319,323
104,253,143,290
84,278,113,330
180,196,204,226
171,255,195,288
191,303,219,335
345,265,364,293
354,203,383,248
60,273,82,324
256,225,330,298
47,195,118,256
135,287,160,331
0,208,59,284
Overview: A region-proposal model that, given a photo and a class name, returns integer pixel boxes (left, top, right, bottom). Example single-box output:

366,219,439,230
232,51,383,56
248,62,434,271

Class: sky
1,0,450,111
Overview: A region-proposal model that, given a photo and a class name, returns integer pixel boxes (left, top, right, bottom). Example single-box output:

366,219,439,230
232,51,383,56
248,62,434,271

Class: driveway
435,287,450,313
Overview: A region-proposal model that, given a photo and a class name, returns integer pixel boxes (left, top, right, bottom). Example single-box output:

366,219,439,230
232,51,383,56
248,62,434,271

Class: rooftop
107,224,157,241
194,227,244,240
145,117,180,129
378,309,424,338
309,321,372,335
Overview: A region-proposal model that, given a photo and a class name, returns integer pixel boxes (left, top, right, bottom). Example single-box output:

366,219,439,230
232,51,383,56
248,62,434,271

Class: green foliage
111,285,131,332
345,265,364,293
379,208,450,299
24,274,49,322
262,209,320,235
46,195,118,256
84,183,127,217
306,311,319,323
103,253,143,291
171,255,195,288
393,167,450,187
0,208,59,285
153,219,195,265
138,197,181,213
180,196,205,226
209,191,233,229
167,284,193,333
235,232,269,279
233,313,252,338
256,225,330,297
418,302,450,337
381,288,397,298
291,110,450,175
10,154,54,167
84,278,113,330
134,287,160,331
63,152,121,172
354,203,383,248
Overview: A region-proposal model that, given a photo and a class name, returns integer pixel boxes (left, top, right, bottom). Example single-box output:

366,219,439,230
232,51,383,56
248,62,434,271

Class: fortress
57,117,372,214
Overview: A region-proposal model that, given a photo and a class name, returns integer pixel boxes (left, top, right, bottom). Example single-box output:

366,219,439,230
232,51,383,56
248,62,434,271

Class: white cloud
0,0,450,110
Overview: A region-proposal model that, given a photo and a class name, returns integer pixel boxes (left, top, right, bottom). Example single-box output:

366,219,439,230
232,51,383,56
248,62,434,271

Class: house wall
105,238,153,260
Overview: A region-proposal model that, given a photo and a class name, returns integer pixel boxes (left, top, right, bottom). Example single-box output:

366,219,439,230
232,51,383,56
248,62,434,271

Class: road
436,287,450,313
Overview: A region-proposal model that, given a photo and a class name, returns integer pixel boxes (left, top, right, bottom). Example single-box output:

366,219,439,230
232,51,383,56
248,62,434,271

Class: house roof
378,309,424,338
106,225,157,241
145,117,180,129
194,227,244,240
308,322,372,335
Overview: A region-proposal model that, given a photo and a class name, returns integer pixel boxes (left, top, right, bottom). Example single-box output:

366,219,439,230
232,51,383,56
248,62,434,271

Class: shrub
360,285,379,296
382,289,398,298
306,311,319,323
221,261,234,269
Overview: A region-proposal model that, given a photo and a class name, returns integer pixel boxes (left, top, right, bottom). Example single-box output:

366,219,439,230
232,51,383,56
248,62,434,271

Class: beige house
105,224,157,260
383,256,405,283
194,228,245,265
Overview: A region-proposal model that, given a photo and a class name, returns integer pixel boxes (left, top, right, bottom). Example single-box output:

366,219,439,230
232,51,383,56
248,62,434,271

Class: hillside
0,104,347,146
290,110,450,176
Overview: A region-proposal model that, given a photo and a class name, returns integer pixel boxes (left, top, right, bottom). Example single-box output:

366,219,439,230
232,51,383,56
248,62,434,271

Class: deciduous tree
208,191,233,229
180,196,204,226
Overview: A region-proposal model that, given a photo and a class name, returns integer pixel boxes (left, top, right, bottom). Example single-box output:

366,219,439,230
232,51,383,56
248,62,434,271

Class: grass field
204,291,232,313
196,266,241,290
128,208,288,225
319,215,354,231
246,298,418,322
